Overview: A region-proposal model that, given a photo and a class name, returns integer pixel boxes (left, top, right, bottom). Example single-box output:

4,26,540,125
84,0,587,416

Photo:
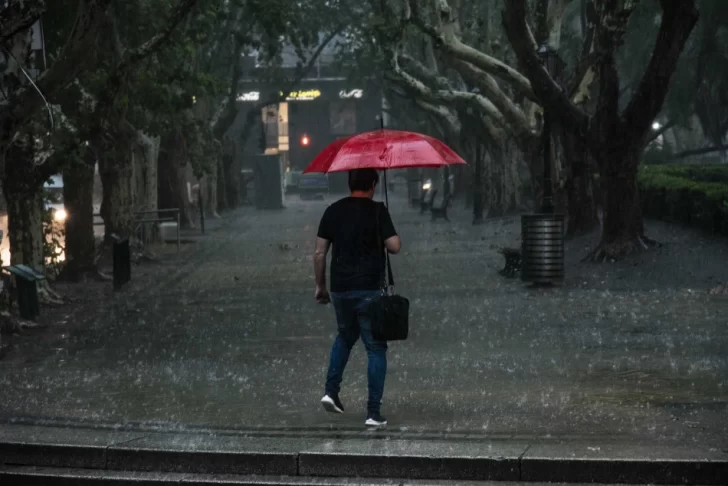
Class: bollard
521,214,565,284
112,235,131,290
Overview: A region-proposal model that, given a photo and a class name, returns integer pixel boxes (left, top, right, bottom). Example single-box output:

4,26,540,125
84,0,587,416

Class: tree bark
204,163,220,218
216,157,228,213
59,150,97,281
158,130,194,227
3,141,45,270
6,182,44,270
560,127,599,235
588,150,653,261
472,142,484,223
97,137,135,242
132,131,160,212
132,131,160,241
222,140,240,209
0,0,112,176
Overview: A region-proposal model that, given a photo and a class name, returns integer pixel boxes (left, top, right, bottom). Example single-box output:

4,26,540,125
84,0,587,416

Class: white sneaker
321,395,344,414
365,413,387,427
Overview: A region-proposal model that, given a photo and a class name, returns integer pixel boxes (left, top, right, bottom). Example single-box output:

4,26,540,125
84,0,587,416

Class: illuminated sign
237,91,260,102
339,89,363,99
281,89,321,101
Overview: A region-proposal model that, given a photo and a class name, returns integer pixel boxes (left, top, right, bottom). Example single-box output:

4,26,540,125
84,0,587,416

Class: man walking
314,169,401,427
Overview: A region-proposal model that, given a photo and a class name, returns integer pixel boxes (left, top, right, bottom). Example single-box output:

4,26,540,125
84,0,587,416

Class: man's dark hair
348,169,379,192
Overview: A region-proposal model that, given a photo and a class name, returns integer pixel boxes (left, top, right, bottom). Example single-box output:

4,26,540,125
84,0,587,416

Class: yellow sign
281,89,321,101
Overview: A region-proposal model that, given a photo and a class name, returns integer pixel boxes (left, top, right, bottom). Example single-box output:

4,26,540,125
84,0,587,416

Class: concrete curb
0,425,726,484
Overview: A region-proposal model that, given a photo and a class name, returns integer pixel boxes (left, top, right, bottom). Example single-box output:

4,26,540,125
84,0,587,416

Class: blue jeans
325,290,387,414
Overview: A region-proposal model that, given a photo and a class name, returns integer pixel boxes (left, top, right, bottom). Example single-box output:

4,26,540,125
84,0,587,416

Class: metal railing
93,209,181,253
134,209,180,253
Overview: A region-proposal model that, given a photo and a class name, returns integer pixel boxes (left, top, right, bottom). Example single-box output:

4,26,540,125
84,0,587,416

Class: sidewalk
0,194,726,482
0,423,726,484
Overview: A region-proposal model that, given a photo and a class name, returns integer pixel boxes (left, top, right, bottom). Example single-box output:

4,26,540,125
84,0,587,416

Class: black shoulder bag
369,204,410,341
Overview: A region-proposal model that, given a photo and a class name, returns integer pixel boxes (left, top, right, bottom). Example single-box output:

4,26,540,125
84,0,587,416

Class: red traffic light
301,135,310,146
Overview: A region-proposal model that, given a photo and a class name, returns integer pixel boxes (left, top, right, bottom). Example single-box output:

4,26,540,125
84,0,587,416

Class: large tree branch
645,119,675,145
211,36,245,140
385,85,461,137
390,48,508,129
673,144,728,159
2,0,111,134
620,0,699,151
502,0,590,136
398,54,451,91
407,0,536,102
0,0,45,43
385,70,461,132
442,56,534,140
117,0,200,73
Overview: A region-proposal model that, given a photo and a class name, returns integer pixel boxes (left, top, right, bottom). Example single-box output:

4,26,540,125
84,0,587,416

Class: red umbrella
303,129,466,173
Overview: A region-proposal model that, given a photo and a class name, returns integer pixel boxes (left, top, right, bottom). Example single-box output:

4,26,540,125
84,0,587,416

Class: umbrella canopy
303,129,466,173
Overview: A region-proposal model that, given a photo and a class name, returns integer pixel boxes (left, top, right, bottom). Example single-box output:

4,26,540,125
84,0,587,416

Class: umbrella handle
383,169,389,207
379,113,389,207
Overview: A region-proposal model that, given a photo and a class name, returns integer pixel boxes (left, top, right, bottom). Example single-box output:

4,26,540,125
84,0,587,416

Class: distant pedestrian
313,168,401,427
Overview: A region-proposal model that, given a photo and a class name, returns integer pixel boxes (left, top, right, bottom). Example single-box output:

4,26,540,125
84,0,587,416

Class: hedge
638,164,728,236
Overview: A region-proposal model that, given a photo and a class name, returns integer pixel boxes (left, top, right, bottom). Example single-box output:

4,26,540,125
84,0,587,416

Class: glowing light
652,122,662,130
301,135,310,146
237,91,260,102
281,89,321,101
54,208,67,222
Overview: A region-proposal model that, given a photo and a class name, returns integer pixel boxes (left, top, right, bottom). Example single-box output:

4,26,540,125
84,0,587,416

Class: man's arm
381,205,401,254
314,237,331,303
384,235,401,254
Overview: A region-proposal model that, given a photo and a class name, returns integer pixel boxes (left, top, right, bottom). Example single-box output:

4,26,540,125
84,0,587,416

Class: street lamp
537,42,557,214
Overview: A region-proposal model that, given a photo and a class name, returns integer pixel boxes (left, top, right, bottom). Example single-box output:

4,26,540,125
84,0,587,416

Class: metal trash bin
2,264,45,320
521,214,565,284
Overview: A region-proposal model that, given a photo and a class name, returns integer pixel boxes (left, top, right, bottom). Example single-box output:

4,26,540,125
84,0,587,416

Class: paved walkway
0,195,726,450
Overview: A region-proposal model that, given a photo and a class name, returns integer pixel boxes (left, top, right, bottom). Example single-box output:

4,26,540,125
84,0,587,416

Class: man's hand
315,286,330,305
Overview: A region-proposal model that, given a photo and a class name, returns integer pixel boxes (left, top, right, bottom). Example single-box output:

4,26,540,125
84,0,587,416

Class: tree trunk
204,163,220,218
222,140,240,208
3,144,44,270
472,142,484,223
589,150,653,261
177,163,195,228
561,128,599,236
482,137,525,218
132,131,160,242
132,131,159,213
59,150,97,281
216,157,228,213
98,139,135,242
158,130,194,228
6,187,44,270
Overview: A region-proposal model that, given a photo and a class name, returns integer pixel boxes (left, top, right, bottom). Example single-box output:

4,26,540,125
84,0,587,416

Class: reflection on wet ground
0,195,726,448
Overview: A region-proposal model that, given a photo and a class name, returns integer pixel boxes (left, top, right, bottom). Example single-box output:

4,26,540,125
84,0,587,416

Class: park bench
498,247,522,278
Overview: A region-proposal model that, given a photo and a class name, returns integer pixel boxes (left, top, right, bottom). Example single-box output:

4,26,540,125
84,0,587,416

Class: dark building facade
233,45,382,193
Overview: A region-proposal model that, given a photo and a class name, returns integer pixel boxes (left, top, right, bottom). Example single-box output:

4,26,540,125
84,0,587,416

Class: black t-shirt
317,197,397,292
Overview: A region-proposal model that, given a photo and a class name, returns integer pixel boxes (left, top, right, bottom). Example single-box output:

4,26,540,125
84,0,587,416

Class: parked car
297,173,329,199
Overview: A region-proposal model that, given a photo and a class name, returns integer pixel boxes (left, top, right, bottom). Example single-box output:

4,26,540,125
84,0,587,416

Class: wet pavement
0,194,726,450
